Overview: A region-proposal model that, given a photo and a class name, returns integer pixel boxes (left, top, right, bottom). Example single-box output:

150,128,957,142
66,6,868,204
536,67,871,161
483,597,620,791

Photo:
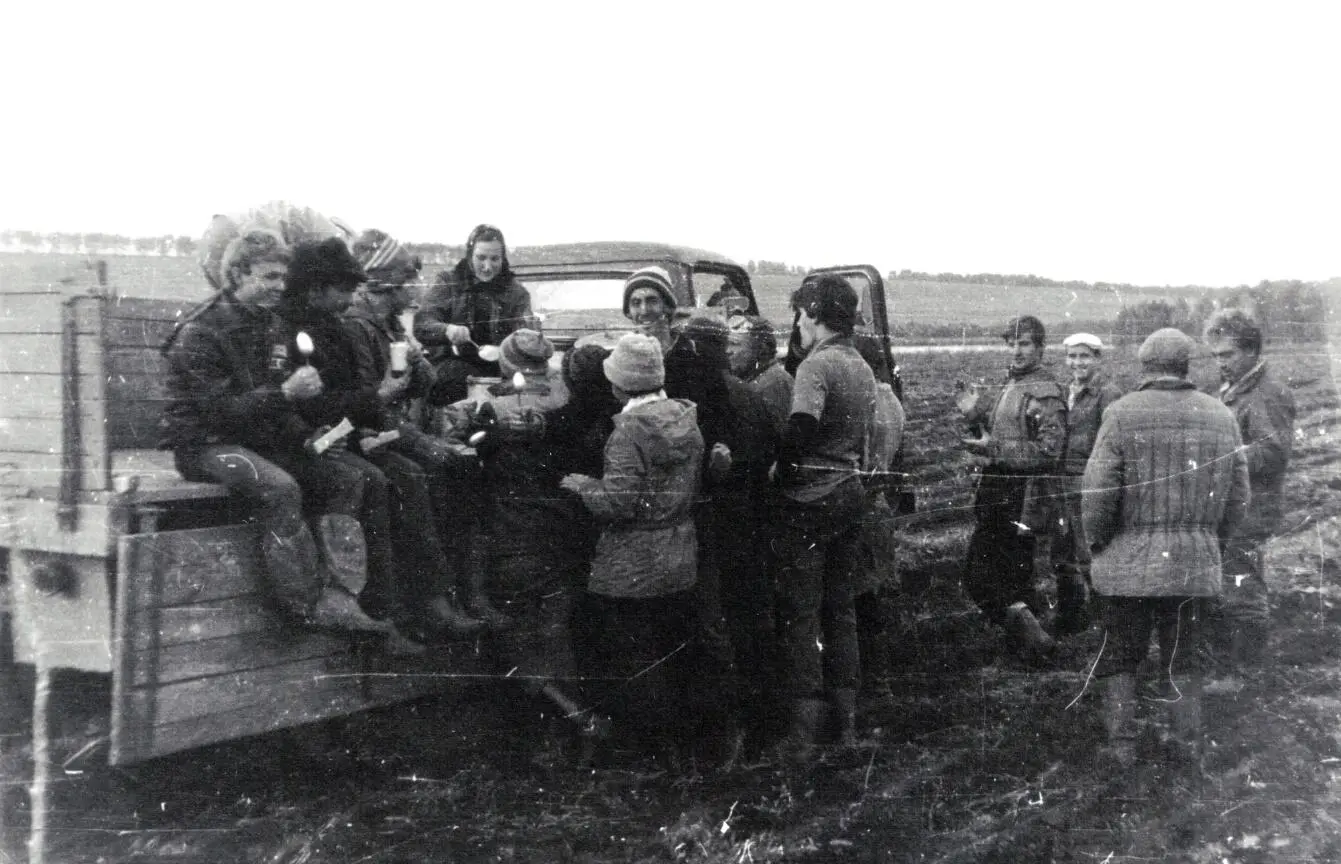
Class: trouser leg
1215,542,1270,669
180,446,320,615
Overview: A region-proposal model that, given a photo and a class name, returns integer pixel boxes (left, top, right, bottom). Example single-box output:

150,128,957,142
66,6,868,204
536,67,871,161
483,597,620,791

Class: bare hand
955,382,983,417
377,368,411,403
560,473,593,494
709,442,732,475
282,366,324,401
445,324,473,346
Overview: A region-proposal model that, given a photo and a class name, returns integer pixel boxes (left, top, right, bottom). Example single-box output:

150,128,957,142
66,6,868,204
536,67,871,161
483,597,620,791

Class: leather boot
830,688,859,750
777,698,825,767
1100,673,1138,767
261,521,324,617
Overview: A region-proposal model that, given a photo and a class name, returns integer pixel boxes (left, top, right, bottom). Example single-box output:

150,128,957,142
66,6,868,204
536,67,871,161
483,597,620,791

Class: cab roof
509,241,744,271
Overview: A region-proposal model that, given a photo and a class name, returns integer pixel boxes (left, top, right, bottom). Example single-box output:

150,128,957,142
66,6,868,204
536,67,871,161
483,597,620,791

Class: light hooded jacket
573,396,705,599
1082,376,1251,598
1218,360,1296,542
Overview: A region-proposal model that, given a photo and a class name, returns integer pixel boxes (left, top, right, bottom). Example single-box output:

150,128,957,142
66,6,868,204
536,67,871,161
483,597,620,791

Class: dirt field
2,333,1337,864
2,251,1338,862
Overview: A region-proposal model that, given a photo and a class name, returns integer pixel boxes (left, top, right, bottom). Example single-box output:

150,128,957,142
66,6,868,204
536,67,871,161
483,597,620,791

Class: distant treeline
884,268,1215,295
894,280,1330,343
0,230,465,265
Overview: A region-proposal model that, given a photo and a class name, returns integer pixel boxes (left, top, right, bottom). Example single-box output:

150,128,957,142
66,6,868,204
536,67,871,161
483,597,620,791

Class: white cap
1062,332,1104,351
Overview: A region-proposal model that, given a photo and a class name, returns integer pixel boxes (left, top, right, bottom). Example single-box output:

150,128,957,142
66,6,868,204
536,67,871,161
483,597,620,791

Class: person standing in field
727,314,794,439
1202,308,1296,693
958,315,1067,655
1052,332,1124,637
416,224,537,405
1083,328,1249,768
772,275,877,764
560,333,705,768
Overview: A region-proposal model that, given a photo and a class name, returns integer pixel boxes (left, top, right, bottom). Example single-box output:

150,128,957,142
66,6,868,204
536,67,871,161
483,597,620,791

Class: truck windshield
528,278,627,313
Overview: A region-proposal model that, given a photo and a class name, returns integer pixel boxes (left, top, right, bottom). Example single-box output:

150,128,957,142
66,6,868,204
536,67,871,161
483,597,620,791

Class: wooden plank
0,293,65,335
0,452,62,493
120,653,363,726
8,552,113,671
0,498,111,557
118,524,264,608
0,334,73,374
106,346,167,379
0,373,101,419
124,595,284,650
123,628,353,687
102,316,178,350
104,295,200,322
105,400,168,450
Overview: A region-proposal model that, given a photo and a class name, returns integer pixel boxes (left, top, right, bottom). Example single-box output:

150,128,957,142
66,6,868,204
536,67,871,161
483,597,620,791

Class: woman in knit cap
560,333,705,769
416,224,537,405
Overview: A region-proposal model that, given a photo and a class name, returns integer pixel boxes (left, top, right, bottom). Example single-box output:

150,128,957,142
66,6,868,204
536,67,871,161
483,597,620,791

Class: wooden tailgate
110,524,473,765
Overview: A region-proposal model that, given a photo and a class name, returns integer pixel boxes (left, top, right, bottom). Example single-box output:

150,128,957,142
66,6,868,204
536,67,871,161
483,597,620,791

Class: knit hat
351,229,419,288
1062,332,1104,352
621,266,677,318
287,237,367,292
498,328,555,375
603,332,665,393
1002,315,1046,344
1137,327,1195,368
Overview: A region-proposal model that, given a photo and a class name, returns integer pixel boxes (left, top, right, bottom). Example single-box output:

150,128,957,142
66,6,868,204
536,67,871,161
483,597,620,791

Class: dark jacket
415,260,534,361
1082,376,1250,597
965,362,1067,531
1217,360,1296,541
575,397,705,599
160,293,314,457
343,303,435,425
1061,373,1124,475
276,309,385,432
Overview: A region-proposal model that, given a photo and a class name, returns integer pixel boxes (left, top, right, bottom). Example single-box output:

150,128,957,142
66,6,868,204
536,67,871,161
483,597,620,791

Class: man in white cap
1054,332,1124,636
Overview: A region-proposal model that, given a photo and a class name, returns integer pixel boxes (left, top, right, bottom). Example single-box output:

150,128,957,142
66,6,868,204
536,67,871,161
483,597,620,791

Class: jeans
772,478,864,700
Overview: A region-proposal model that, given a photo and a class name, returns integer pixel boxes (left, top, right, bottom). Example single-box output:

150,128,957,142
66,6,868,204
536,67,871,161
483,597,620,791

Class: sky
2,1,1337,287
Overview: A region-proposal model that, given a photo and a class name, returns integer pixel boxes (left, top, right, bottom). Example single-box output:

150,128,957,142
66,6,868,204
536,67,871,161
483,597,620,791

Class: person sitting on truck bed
278,237,483,644
415,224,537,405
159,229,410,644
341,229,487,640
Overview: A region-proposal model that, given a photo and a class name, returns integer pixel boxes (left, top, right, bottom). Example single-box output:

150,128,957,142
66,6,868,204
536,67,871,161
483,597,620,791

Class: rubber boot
856,630,898,729
261,521,324,617
1099,673,1138,768
460,531,511,630
777,698,825,767
1006,601,1056,662
1165,675,1204,772
830,688,859,750
308,515,423,655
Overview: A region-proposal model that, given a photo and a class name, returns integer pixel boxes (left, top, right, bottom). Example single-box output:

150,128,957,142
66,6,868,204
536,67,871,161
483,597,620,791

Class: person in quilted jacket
1083,328,1250,767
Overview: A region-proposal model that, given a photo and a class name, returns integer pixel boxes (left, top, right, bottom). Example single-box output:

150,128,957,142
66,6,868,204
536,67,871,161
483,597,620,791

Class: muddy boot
1099,673,1138,768
856,629,898,729
1006,601,1056,662
1165,675,1205,773
1204,631,1249,696
777,698,826,767
418,593,485,642
460,538,511,630
260,521,325,617
830,688,859,750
